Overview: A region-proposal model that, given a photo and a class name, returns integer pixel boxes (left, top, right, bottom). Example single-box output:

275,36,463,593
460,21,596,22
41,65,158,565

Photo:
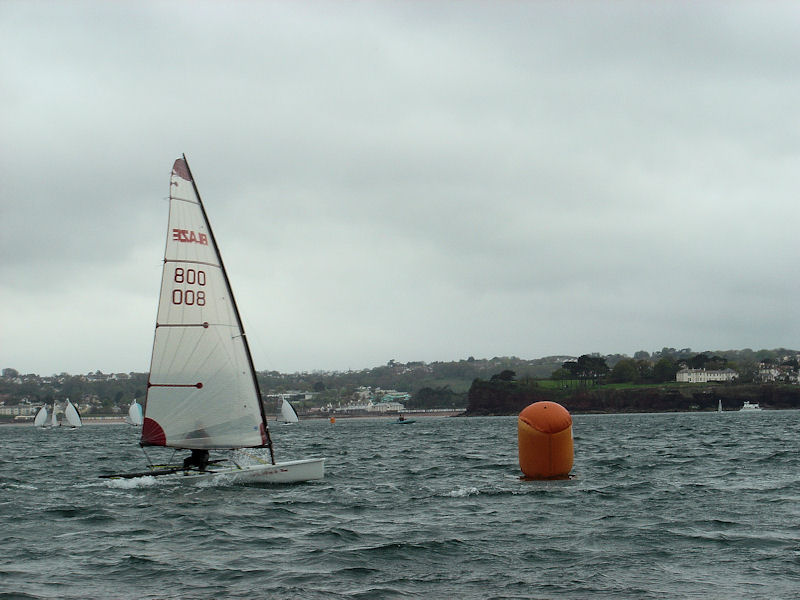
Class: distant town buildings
333,387,410,414
676,361,800,384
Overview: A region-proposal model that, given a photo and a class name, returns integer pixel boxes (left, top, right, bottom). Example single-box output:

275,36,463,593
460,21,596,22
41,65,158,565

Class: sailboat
50,403,59,428
717,399,722,412
33,406,48,427
101,156,324,484
64,398,82,428
127,399,144,426
277,397,300,425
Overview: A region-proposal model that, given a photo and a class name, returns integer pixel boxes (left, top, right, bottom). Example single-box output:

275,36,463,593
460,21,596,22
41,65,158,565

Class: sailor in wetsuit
183,449,210,471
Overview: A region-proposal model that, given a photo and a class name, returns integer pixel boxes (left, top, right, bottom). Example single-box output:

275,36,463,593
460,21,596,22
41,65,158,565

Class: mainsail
50,404,58,427
64,399,82,427
278,397,300,424
34,406,48,427
128,399,143,426
141,157,271,453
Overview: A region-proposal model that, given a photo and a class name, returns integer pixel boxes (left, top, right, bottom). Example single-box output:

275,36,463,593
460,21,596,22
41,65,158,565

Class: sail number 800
172,267,206,306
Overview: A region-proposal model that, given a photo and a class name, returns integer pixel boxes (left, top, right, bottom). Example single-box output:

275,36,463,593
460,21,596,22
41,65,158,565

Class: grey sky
2,2,799,375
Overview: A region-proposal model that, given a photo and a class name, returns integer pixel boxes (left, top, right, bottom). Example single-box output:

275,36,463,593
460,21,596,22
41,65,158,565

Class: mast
180,155,275,464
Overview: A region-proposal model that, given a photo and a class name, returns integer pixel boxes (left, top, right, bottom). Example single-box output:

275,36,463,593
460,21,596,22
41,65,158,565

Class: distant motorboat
740,401,762,411
392,415,416,425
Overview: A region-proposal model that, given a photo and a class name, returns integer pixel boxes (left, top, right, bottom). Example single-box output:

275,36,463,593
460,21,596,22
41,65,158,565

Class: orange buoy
518,401,573,479
329,416,336,424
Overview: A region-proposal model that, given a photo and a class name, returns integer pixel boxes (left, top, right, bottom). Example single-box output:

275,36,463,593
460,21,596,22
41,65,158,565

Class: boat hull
103,458,325,485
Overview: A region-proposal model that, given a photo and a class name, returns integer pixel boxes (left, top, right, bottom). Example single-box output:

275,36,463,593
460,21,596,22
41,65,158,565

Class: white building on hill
676,368,737,383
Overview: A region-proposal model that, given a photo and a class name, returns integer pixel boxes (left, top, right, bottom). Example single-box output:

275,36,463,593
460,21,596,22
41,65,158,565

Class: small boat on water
392,415,416,425
127,399,143,426
33,406,48,428
277,397,300,425
100,156,324,485
740,401,762,411
64,398,82,428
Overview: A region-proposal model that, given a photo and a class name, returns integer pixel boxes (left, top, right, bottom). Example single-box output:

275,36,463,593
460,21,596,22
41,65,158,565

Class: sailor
183,449,210,471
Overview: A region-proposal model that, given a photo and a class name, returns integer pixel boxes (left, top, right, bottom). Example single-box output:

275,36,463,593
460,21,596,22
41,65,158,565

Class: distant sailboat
33,406,48,427
277,397,300,425
127,399,143,426
100,156,324,484
50,404,59,428
718,399,722,412
64,399,82,428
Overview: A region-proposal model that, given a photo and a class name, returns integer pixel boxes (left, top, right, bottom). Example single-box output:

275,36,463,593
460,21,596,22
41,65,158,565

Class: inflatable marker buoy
330,416,336,424
518,401,573,479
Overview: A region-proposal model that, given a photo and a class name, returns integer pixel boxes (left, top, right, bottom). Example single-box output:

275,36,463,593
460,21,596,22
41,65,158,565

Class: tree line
2,347,797,413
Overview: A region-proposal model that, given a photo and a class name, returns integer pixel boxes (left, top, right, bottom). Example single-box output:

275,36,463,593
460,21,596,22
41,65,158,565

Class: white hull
105,458,325,485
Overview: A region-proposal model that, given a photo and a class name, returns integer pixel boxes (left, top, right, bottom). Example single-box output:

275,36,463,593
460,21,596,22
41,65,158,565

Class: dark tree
490,370,516,382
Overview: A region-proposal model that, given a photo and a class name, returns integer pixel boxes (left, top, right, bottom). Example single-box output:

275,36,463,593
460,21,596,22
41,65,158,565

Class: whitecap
446,486,479,497
103,476,163,489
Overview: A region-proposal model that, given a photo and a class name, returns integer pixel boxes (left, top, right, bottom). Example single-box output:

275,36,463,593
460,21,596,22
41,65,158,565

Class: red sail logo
172,229,209,245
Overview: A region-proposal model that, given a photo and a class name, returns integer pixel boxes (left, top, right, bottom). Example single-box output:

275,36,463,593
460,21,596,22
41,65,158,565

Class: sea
1,411,798,600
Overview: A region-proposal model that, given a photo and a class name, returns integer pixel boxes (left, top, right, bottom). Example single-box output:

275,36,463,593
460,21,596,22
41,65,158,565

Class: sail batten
164,259,220,268
141,156,271,453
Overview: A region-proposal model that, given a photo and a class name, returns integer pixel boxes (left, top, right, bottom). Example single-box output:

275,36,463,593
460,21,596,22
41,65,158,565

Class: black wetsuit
183,449,210,471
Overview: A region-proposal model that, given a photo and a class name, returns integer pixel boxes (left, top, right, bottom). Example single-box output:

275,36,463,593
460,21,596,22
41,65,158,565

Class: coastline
3,411,465,427
1,417,129,427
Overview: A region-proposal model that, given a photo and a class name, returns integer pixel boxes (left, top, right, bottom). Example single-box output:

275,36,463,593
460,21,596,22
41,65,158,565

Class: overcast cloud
2,1,799,376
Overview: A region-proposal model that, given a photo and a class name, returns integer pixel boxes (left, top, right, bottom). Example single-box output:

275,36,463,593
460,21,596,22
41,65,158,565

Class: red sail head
141,417,167,446
172,158,191,181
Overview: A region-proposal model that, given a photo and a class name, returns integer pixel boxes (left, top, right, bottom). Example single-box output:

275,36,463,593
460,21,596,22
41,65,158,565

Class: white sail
33,406,48,427
64,399,82,427
141,157,269,451
278,397,300,424
50,404,58,427
127,399,143,426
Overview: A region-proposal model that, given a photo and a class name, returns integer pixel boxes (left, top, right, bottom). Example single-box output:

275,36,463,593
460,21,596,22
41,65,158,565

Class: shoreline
2,411,465,427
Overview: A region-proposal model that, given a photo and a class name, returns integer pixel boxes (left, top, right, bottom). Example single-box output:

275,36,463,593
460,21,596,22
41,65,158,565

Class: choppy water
1,412,799,599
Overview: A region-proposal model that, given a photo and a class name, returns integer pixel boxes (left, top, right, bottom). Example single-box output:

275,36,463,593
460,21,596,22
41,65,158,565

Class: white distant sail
278,397,300,424
34,406,48,427
50,404,59,427
64,399,82,427
127,399,143,426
